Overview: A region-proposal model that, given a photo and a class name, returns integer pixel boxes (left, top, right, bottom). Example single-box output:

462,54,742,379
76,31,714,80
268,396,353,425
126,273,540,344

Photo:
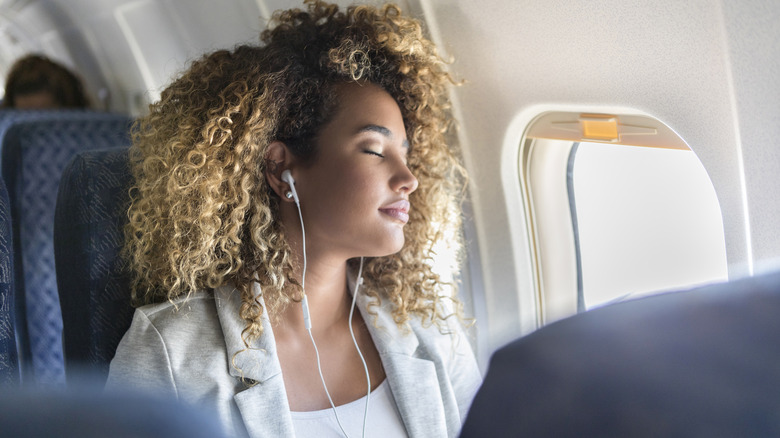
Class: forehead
328,82,407,136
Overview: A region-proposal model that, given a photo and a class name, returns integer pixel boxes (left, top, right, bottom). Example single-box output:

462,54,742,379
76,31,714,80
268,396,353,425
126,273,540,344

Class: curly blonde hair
126,0,468,343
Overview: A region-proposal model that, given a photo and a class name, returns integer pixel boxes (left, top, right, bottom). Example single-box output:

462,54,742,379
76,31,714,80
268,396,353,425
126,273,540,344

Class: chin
388,236,406,255
369,237,406,258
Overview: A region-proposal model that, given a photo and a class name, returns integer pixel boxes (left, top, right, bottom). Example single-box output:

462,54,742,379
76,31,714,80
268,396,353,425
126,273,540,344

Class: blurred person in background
1,54,90,109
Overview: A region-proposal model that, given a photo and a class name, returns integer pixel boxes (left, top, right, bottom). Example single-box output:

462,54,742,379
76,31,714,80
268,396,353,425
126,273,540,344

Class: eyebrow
357,124,411,150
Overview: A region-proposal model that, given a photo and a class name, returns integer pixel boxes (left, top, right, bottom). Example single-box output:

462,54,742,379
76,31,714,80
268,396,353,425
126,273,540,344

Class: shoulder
368,293,477,364
107,288,243,436
405,299,483,423
408,299,474,355
125,289,226,360
107,290,227,391
403,299,481,386
135,289,217,327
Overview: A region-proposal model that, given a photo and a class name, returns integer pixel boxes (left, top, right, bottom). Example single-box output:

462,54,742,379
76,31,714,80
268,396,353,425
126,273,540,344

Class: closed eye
363,149,385,158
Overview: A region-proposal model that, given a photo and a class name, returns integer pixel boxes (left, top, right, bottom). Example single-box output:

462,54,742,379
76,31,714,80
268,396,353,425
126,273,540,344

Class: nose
394,161,418,194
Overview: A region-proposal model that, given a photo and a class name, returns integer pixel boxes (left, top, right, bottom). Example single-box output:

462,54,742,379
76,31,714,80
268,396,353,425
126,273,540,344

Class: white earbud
281,169,294,184
281,169,300,204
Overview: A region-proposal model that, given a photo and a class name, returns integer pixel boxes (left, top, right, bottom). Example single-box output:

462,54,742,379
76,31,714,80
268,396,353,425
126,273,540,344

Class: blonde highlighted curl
125,0,469,343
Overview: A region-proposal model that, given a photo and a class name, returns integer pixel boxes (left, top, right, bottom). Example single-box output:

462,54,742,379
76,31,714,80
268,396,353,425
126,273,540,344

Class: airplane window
570,142,728,309
521,112,728,325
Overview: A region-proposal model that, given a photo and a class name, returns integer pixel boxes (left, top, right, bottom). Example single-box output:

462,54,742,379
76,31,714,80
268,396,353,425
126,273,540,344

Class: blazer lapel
215,284,295,438
382,352,449,437
233,378,294,438
354,282,448,437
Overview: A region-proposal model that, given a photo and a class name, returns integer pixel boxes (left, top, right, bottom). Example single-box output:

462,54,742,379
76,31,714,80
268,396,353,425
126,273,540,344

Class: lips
379,199,411,224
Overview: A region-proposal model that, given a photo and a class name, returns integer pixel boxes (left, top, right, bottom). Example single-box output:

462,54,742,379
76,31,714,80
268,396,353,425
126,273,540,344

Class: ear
264,141,295,202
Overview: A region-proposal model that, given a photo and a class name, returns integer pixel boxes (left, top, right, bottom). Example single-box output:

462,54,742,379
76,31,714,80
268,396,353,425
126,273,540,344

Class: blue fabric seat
0,110,132,385
0,176,18,387
0,387,227,438
54,148,134,385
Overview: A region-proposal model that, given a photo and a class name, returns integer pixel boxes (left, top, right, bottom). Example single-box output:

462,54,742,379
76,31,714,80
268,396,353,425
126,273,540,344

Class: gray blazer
106,281,482,438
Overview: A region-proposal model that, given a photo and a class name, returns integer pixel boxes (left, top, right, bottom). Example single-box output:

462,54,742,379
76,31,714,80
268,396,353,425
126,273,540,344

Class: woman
106,1,481,437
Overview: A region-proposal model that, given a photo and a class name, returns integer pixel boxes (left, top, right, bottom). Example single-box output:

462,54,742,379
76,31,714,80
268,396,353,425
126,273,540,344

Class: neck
275,202,366,338
277,231,355,336
301,259,352,329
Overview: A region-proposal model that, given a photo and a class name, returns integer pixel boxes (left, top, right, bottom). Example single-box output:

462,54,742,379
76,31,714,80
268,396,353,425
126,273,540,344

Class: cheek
333,184,377,221
304,168,377,220
332,169,378,203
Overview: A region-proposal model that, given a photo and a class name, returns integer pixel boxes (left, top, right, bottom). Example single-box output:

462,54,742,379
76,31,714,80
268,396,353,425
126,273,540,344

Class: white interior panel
115,0,189,102
417,0,780,350
721,0,780,274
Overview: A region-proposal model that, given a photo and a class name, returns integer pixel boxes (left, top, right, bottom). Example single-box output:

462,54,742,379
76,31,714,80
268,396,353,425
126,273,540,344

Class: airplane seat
54,147,134,386
0,176,19,387
461,270,780,437
0,109,121,149
0,111,133,385
0,388,228,438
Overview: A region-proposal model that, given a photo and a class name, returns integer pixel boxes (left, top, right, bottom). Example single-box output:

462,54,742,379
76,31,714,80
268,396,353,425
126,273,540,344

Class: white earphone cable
349,257,371,438
294,196,351,437
291,179,370,438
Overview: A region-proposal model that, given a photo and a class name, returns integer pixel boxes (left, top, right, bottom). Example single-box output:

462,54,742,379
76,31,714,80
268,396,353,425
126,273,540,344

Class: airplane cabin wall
420,0,780,351
720,0,780,274
0,0,272,112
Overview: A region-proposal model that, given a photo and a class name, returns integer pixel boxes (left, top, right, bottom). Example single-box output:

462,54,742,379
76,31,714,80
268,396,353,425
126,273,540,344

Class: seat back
461,270,780,437
0,388,227,438
0,111,132,384
0,176,18,387
54,148,134,385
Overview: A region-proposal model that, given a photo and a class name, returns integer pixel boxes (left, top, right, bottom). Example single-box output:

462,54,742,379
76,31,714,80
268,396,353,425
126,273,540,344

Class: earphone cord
307,330,351,437
296,195,306,297
349,257,371,438
294,197,370,438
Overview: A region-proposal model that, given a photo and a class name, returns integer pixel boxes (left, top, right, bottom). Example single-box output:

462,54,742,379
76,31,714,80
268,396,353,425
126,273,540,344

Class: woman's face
291,82,418,260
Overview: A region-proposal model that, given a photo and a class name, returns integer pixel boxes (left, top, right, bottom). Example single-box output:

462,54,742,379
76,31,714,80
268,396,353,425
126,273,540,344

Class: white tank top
290,380,408,438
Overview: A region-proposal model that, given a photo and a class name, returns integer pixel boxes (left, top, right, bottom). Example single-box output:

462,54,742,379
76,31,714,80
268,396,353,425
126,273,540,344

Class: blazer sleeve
105,309,178,399
448,324,483,423
443,318,482,423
